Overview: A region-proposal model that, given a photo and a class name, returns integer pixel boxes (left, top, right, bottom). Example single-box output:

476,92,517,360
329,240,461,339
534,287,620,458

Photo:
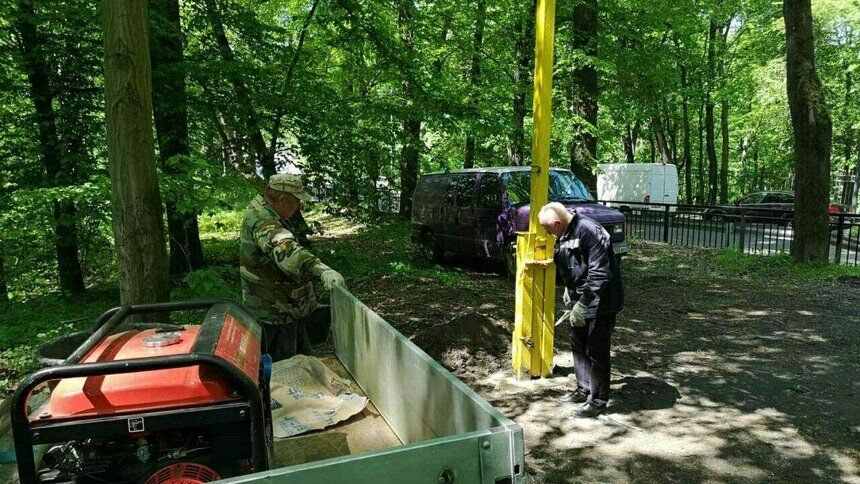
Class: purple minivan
410,166,628,276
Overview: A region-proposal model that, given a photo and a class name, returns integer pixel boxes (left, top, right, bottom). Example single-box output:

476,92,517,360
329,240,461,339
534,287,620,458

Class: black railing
596,200,860,267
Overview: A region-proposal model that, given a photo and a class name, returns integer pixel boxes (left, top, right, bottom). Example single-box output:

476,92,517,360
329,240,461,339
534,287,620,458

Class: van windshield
501,170,593,205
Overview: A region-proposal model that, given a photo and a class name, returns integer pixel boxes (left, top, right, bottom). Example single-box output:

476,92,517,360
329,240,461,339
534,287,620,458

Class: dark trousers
262,321,312,362
570,314,616,408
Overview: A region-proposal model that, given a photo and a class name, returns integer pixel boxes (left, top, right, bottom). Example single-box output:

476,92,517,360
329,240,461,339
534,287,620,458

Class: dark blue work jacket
554,213,624,318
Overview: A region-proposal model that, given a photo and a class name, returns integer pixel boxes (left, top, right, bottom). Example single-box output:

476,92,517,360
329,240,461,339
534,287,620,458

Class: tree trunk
649,130,656,164
150,0,204,274
203,0,273,176
102,0,171,304
720,100,729,203
681,66,693,204
706,20,719,205
568,0,598,188
0,255,6,300
842,63,855,206
621,123,637,163
508,5,532,166
784,0,832,262
756,144,764,190
853,141,860,210
697,103,705,204
651,116,674,165
666,109,678,167
464,0,486,169
398,0,421,218
740,136,749,194
16,0,85,295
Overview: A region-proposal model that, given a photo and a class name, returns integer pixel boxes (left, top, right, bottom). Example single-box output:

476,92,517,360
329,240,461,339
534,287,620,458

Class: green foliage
715,247,860,279
171,265,240,300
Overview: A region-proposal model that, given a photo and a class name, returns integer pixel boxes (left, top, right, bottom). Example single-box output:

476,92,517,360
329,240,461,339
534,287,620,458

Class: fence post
662,204,670,243
833,214,845,264
738,211,746,252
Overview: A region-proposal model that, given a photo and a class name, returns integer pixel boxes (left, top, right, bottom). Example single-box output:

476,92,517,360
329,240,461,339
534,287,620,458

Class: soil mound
412,312,510,375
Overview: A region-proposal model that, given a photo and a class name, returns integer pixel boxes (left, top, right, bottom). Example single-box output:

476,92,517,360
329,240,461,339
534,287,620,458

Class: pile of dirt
412,312,511,377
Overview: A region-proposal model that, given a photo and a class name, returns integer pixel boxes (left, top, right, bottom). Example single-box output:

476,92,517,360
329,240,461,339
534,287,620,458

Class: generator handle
11,352,267,484
70,299,234,364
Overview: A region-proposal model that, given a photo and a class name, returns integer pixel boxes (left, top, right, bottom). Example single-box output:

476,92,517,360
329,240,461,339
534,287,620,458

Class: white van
596,163,679,212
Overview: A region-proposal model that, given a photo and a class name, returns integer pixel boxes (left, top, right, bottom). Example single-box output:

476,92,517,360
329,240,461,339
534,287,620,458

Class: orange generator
10,300,274,484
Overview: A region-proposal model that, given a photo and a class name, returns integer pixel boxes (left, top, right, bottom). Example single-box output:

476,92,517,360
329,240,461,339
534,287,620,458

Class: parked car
596,163,679,212
411,167,627,276
703,191,848,224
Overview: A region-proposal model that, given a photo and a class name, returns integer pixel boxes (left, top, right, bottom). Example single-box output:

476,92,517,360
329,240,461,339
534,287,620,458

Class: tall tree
508,2,533,166
621,123,638,164
15,0,85,294
150,0,204,274
202,0,273,176
784,0,832,262
463,0,486,168
697,103,705,204
0,251,6,299
705,20,719,205
398,0,421,218
568,0,598,188
102,0,170,303
679,59,693,204
718,22,730,204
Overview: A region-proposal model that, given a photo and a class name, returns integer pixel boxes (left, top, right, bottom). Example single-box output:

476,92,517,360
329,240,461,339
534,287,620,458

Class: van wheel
503,242,517,280
421,231,444,263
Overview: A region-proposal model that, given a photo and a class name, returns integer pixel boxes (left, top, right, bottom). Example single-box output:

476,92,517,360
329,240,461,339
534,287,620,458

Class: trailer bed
273,355,401,467
225,287,525,483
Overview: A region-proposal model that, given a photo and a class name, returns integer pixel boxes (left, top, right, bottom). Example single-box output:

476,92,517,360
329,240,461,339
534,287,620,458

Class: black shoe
570,402,606,418
558,390,590,404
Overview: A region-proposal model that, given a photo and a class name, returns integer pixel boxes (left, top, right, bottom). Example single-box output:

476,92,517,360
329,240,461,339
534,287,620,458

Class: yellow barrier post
512,0,557,379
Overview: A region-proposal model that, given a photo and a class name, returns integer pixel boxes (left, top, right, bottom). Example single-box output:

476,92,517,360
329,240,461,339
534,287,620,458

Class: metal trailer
224,286,525,484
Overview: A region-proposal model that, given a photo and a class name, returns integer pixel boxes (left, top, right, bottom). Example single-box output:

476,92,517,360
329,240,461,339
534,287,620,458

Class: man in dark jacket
538,202,624,418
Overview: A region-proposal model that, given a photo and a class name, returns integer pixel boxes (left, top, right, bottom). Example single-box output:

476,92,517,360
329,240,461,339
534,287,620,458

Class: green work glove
321,269,345,290
569,301,588,328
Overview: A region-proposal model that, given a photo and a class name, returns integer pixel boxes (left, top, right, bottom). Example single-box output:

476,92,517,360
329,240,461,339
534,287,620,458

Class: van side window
417,175,446,203
477,175,501,208
445,177,459,206
454,175,476,207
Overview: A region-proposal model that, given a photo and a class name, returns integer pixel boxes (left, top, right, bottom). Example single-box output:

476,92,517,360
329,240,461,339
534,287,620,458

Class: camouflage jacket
240,195,330,324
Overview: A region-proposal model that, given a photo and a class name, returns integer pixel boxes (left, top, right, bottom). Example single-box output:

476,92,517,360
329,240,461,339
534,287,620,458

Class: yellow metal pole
512,0,557,379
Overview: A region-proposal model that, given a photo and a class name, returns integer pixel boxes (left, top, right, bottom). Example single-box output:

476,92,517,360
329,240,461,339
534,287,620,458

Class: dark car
410,167,627,276
704,191,848,225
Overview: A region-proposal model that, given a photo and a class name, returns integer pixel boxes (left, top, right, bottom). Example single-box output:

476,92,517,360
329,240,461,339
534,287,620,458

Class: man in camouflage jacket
240,174,345,361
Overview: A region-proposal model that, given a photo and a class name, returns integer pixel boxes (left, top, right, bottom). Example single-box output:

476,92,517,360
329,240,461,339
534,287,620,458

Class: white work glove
321,269,345,290
569,301,588,328
563,288,572,307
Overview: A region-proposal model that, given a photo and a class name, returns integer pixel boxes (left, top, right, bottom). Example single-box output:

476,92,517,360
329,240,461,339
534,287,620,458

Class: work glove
562,288,572,308
321,269,345,290
568,301,588,328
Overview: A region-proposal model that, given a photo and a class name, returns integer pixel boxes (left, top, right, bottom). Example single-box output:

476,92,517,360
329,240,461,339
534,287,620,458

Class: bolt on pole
512,0,557,380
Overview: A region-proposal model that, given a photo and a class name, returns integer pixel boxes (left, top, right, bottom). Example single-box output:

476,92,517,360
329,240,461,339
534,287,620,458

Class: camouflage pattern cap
268,174,312,201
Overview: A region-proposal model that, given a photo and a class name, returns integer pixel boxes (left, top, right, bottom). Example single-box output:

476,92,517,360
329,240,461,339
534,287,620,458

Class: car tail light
828,204,841,214
644,195,651,203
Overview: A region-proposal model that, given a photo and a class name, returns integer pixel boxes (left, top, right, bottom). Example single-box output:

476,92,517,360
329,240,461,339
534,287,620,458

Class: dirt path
347,241,860,483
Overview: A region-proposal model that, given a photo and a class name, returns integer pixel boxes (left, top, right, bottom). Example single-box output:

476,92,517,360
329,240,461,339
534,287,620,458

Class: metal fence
596,200,860,266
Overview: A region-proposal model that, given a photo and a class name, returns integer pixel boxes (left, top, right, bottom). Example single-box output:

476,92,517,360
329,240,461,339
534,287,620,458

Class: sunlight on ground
500,355,860,483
